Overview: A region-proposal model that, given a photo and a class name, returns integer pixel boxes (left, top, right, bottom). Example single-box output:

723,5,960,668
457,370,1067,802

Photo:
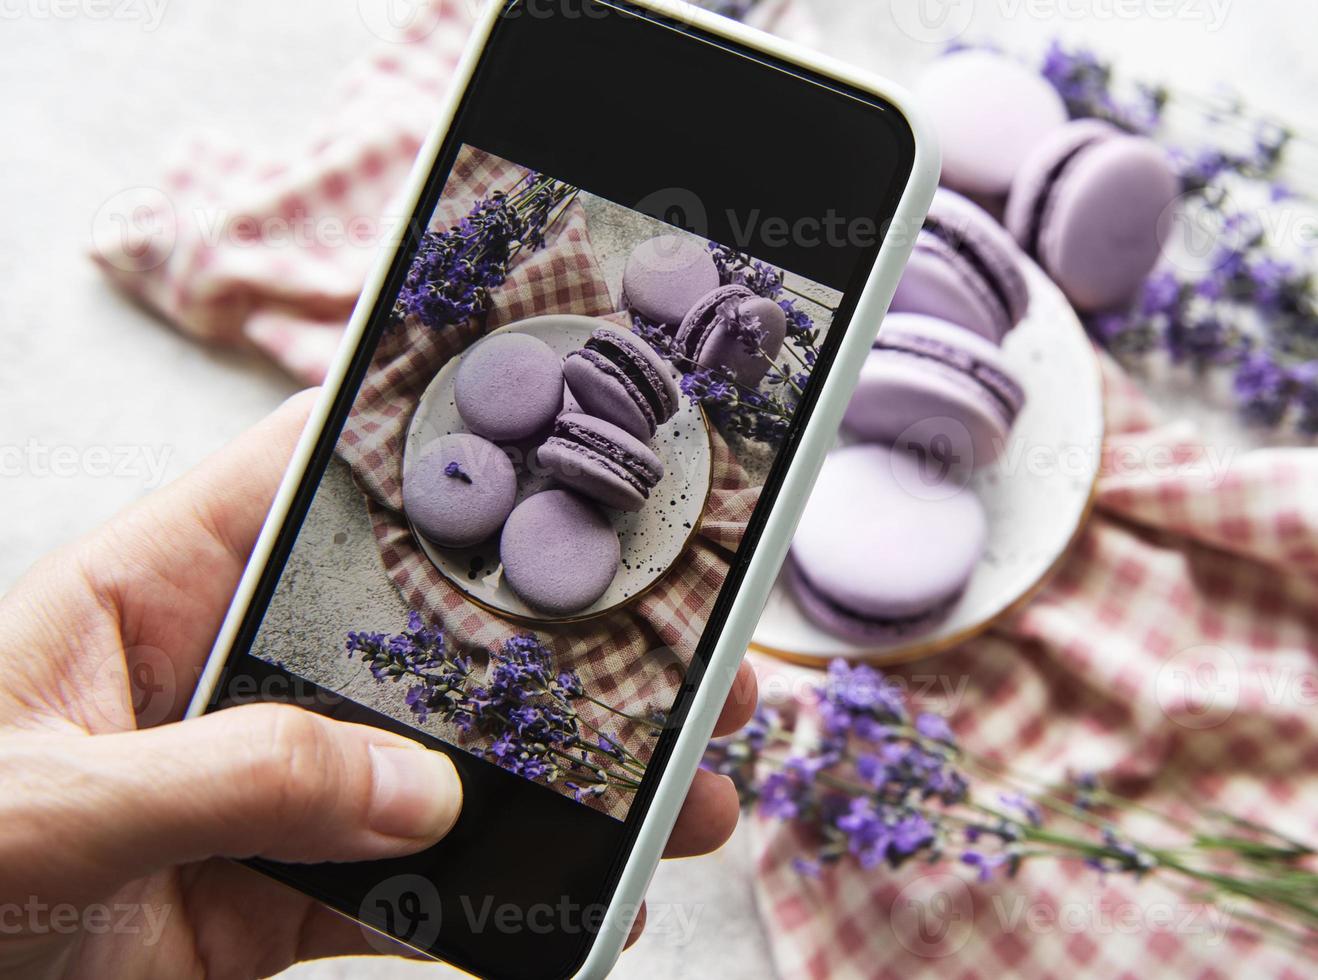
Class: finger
711,660,757,738
623,901,648,950
662,769,739,859
85,389,319,707
0,703,462,908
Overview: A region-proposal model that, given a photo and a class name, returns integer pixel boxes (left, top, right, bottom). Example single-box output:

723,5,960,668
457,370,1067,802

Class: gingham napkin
749,353,1318,978
337,145,760,818
89,0,814,385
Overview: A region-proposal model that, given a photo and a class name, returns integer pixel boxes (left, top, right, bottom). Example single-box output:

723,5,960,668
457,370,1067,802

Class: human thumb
0,702,462,907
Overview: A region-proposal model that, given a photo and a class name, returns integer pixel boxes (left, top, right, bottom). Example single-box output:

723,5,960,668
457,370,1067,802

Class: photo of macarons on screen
244,145,841,821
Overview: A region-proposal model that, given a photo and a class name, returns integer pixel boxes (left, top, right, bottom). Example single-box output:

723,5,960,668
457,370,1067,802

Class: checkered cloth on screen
334,145,760,819
748,353,1318,979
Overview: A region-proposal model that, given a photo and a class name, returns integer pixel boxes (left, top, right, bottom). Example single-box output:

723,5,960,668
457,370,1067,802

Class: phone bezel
187,2,937,976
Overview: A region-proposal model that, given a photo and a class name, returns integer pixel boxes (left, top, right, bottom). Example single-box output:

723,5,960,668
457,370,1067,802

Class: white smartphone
188,1,937,975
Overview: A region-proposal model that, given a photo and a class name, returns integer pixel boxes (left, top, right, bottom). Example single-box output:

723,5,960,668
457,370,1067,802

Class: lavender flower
1039,40,1165,134
395,174,573,329
702,659,1318,944
348,617,650,795
1234,351,1291,426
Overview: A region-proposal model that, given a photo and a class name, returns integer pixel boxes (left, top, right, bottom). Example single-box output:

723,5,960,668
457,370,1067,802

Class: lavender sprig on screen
394,174,575,329
347,615,656,797
706,660,1318,944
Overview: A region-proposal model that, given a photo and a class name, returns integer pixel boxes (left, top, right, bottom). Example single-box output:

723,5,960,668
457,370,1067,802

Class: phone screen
202,2,915,975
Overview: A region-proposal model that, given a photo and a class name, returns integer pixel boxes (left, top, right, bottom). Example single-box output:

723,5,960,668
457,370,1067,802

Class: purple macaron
843,313,1025,471
917,49,1068,197
454,332,565,443
500,489,620,616
677,284,787,386
563,324,680,441
1005,119,1180,312
621,234,721,328
890,189,1030,345
536,413,664,512
403,433,517,548
787,444,987,643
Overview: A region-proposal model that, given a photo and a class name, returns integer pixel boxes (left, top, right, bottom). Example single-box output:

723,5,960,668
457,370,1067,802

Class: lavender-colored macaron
621,234,721,328
500,489,620,616
843,313,1025,471
454,333,564,443
787,444,987,643
677,284,787,386
917,49,1068,197
536,413,664,512
563,325,680,441
1005,119,1180,311
403,434,517,548
890,189,1029,345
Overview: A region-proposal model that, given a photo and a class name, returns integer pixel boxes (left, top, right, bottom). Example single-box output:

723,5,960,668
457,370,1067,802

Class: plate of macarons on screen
755,47,1194,665
396,195,842,626
403,317,713,623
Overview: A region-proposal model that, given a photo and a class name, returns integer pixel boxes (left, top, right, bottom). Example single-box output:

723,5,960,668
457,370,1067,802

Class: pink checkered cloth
750,353,1318,978
337,145,759,819
89,0,814,385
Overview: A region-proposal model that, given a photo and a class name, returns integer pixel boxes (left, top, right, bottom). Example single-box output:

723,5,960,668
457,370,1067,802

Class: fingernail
368,744,463,841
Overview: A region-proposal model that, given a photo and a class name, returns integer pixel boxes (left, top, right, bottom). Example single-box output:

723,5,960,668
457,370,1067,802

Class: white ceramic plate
751,262,1104,665
404,315,714,625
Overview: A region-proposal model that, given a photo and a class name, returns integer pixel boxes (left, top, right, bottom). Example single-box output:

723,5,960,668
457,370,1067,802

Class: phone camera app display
247,145,842,820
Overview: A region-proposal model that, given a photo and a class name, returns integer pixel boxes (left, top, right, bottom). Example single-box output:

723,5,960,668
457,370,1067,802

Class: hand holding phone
0,389,762,978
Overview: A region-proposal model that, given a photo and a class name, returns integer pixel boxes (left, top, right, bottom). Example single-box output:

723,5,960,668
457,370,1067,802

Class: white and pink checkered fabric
749,353,1318,979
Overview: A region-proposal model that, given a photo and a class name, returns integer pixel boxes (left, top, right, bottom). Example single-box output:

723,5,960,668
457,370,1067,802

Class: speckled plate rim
403,315,716,629
749,265,1106,667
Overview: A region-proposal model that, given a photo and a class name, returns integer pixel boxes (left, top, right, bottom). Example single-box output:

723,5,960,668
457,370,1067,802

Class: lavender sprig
395,173,574,329
707,660,1318,947
348,615,659,798
1032,41,1317,434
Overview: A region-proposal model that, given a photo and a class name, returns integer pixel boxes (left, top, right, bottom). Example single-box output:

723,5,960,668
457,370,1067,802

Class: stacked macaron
787,51,1183,645
890,188,1030,344
917,48,1180,313
623,234,787,388
787,195,1030,642
402,318,683,619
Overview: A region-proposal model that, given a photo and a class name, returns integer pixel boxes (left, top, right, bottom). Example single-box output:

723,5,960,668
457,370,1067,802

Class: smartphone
188,1,936,975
